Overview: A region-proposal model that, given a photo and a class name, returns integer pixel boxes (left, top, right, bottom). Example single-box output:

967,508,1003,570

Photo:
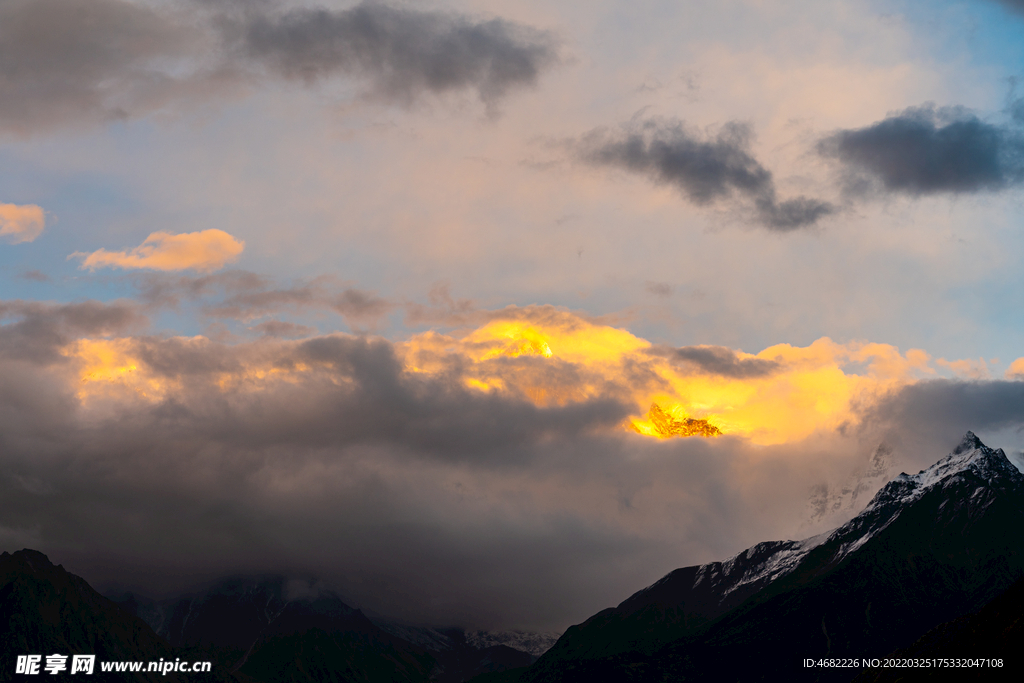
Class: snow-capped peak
879,431,1020,506
792,433,1016,575
817,432,1022,565
619,432,1022,620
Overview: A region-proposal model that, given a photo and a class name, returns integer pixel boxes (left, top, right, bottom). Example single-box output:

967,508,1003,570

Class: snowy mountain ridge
527,431,1024,683
885,431,1021,499
622,431,1021,613
803,443,896,532
464,630,561,658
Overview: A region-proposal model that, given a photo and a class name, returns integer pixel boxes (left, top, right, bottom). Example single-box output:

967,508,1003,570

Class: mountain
802,443,896,533
0,549,210,682
514,432,1024,682
1,552,546,683
116,576,437,682
464,631,560,659
115,577,546,683
368,624,554,682
853,573,1024,681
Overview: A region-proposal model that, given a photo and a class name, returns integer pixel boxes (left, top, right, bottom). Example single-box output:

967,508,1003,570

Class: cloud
0,0,559,134
0,313,822,628
644,281,672,298
1006,357,1024,379
574,118,834,231
239,2,559,111
390,309,935,445
206,280,393,325
4,304,1021,630
858,379,1024,462
404,282,480,327
249,320,317,339
129,270,396,328
995,1,1024,15
130,269,269,309
0,0,220,135
71,229,245,272
0,203,45,243
18,302,938,447
0,299,147,364
28,316,633,471
1011,97,1024,124
223,284,394,325
332,288,395,325
17,270,49,282
646,344,781,379
936,356,991,380
818,104,1024,196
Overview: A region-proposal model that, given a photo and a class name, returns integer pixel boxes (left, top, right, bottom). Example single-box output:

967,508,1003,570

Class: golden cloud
71,229,244,272
0,203,45,243
62,307,950,446
398,310,935,445
935,356,992,380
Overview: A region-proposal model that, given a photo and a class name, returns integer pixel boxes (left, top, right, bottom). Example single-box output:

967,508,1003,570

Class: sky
3,0,1024,632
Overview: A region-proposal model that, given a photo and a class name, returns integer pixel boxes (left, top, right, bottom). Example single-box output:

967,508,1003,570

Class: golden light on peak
631,403,722,438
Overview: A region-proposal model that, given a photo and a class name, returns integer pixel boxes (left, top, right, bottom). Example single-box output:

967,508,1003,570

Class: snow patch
465,630,562,658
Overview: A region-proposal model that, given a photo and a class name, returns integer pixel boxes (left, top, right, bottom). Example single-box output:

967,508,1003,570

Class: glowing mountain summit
632,403,721,438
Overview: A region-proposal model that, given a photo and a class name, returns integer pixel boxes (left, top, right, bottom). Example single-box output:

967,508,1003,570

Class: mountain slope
116,576,543,683
853,573,1024,681
117,576,438,683
0,550,205,682
520,432,1024,682
2,554,542,683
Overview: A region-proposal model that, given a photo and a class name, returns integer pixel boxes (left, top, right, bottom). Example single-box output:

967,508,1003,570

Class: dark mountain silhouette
0,549,210,682
503,432,1024,682
419,630,533,683
116,577,446,682
2,553,540,683
114,577,536,682
853,573,1024,681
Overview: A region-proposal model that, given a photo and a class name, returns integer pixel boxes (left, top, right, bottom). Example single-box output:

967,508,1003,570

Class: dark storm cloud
0,0,559,134
1011,97,1024,124
818,104,1024,196
575,118,835,230
858,379,1024,458
0,329,645,629
646,344,781,379
0,299,146,363
240,2,559,110
47,331,626,460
